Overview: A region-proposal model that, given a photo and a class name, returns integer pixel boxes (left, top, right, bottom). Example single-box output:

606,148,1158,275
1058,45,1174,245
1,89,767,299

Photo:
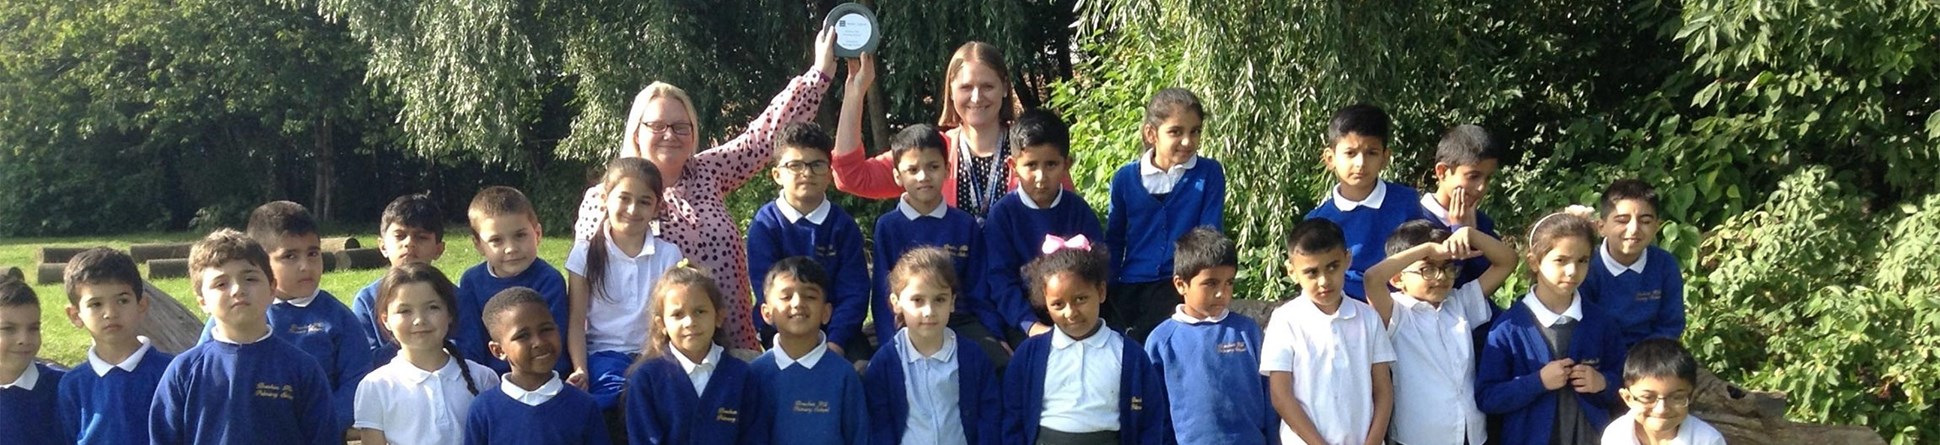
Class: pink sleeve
831,147,905,200
692,69,835,196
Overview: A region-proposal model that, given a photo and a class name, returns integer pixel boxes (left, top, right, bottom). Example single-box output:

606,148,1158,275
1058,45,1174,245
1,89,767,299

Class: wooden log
321,237,360,252
129,242,193,262
333,248,388,270
36,263,64,285
37,247,86,264
3,266,21,282
148,259,190,280
139,282,203,355
322,251,339,272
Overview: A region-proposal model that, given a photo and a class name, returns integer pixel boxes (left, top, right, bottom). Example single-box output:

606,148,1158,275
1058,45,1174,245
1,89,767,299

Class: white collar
896,196,949,220
1050,321,1115,350
391,355,462,384
604,227,658,259
1419,192,1452,224
1169,305,1228,324
673,344,724,375
1521,291,1584,328
211,325,274,345
1599,242,1648,275
896,329,957,364
0,363,39,390
1019,189,1064,210
776,198,832,225
87,336,155,376
771,333,830,370
1139,150,1199,176
277,289,321,308
1330,181,1389,211
1290,294,1360,321
499,372,565,406
1391,291,1448,312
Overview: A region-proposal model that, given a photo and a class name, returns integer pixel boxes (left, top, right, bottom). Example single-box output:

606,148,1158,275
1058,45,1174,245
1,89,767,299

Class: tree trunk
312,116,335,222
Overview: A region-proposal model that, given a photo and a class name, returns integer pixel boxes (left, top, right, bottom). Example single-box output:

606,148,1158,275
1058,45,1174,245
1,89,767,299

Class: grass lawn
2,230,573,366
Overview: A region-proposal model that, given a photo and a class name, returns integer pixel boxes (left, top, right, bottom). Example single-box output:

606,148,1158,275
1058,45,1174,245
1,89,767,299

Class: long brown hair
587,157,665,304
631,265,730,372
886,247,960,329
377,263,480,395
937,41,1016,128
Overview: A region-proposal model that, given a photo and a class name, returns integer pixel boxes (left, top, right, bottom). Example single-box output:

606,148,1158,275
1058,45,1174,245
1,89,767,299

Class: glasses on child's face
640,121,694,137
1627,392,1692,408
779,160,831,175
1403,262,1461,281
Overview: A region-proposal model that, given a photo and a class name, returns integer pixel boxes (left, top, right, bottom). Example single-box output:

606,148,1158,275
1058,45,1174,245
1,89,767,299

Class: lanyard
953,129,1008,218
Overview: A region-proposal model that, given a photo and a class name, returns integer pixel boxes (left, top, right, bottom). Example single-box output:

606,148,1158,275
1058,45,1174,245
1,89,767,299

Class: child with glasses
1363,220,1517,445
748,121,871,361
1600,338,1724,445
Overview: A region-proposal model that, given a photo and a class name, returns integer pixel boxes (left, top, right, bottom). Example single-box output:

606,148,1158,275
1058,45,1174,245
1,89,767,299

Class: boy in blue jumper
750,258,868,445
352,193,448,369
58,248,175,445
1579,179,1685,351
1304,104,1428,301
151,229,337,445
1419,124,1504,288
194,201,369,437
1145,227,1274,445
748,122,870,361
870,124,1006,363
0,275,68,445
1002,241,1169,445
982,108,1105,341
456,186,573,377
1107,88,1227,343
466,287,610,445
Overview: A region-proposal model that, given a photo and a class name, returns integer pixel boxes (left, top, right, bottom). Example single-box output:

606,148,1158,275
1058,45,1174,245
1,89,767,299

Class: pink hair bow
1041,234,1093,254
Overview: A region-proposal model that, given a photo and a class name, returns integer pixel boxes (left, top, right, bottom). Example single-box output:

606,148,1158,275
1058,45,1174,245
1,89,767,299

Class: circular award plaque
825,3,879,57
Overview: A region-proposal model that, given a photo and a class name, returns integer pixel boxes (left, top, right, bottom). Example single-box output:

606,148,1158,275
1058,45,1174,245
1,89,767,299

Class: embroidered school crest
1217,341,1248,354
1130,396,1143,411
716,408,739,422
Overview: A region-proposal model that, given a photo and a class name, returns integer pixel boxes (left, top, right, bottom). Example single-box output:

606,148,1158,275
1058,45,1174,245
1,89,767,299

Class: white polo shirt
1599,409,1727,445
1260,295,1395,445
566,230,684,353
1386,282,1493,445
354,355,500,445
1041,322,1124,433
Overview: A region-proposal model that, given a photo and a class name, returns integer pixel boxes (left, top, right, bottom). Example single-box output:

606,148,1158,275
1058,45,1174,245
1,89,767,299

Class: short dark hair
1009,108,1071,159
190,228,274,289
1435,124,1503,167
1327,103,1391,145
63,247,145,305
890,124,948,165
772,121,834,159
1174,226,1237,278
1384,220,1453,257
482,286,548,340
763,256,831,296
467,186,539,233
1600,179,1661,217
246,201,319,247
1622,337,1699,387
1024,246,1109,307
381,194,445,242
1286,218,1347,256
0,275,37,308
1144,88,1209,128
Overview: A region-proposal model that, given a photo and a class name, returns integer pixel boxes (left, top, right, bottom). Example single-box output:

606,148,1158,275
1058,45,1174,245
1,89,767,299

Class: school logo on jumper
1130,396,1143,411
716,408,739,422
1217,341,1248,354
255,383,295,400
792,400,832,413
1635,290,1663,301
286,322,327,335
816,246,837,259
946,244,971,259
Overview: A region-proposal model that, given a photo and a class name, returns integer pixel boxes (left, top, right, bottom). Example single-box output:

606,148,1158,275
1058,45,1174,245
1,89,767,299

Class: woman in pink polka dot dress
574,29,842,350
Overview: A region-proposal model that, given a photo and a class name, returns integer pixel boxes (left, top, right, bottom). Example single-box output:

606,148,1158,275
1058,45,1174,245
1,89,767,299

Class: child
567,157,684,409
456,186,572,377
1477,212,1626,445
750,257,868,445
747,122,869,360
1303,104,1428,301
353,193,449,368
354,263,497,445
981,108,1105,340
1419,124,1504,287
1001,239,1168,445
196,201,372,435
624,265,769,445
1262,219,1395,445
869,124,1004,361
1362,220,1517,445
1600,339,1725,445
150,229,336,445
0,275,68,445
58,248,175,445
863,247,1003,445
465,287,610,445
1579,179,1685,351
1106,88,1227,343
1144,227,1274,444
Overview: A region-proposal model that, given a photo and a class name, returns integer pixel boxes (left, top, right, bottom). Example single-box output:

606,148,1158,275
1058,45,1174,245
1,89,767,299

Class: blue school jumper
454,259,572,375
980,190,1106,333
1477,301,1626,445
58,348,174,445
1579,245,1686,350
149,336,337,445
464,383,610,445
872,202,996,342
750,348,869,445
195,291,371,435
1,363,69,445
1305,181,1429,301
351,278,400,368
863,331,1003,445
747,200,870,349
624,351,769,445
1002,331,1169,445
1105,156,1226,284
1145,314,1276,445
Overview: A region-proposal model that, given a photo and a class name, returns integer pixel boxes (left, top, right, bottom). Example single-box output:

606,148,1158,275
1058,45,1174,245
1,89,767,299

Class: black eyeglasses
779,160,831,175
639,121,694,137
1403,262,1462,280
